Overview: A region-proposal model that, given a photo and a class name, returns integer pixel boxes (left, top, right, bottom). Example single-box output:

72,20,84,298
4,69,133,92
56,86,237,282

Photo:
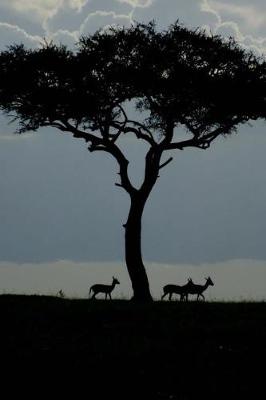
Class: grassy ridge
1,295,265,398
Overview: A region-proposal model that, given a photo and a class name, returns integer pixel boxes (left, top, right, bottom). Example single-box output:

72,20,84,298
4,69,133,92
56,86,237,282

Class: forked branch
46,118,136,195
165,125,236,151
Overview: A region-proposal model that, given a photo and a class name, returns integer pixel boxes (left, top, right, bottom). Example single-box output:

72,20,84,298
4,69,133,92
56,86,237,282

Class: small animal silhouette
186,277,214,301
57,289,65,298
161,278,194,301
89,277,120,300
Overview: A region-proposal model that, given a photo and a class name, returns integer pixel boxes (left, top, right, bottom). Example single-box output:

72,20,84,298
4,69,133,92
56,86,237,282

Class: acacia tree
0,22,265,301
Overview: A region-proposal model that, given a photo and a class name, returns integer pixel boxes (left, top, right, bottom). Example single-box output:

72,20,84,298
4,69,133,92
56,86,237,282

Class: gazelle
161,278,194,301
186,277,214,301
89,277,120,300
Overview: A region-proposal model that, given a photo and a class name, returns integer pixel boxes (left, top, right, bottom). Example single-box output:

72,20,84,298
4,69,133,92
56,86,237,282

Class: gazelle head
205,277,214,286
112,276,120,285
187,277,194,285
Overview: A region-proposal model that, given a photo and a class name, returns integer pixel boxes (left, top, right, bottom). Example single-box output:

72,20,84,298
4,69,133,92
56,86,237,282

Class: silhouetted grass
1,295,265,399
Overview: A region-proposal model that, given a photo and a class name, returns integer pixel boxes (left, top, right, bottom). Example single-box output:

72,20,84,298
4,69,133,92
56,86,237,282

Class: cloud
214,21,266,54
0,261,132,298
116,0,153,7
1,0,63,22
6,1,134,46
3,0,265,53
132,0,217,31
67,0,89,12
201,0,266,54
208,1,266,30
49,28,79,47
0,133,34,141
80,10,133,35
149,259,266,301
0,22,41,50
0,259,265,301
200,0,220,24
0,1,88,41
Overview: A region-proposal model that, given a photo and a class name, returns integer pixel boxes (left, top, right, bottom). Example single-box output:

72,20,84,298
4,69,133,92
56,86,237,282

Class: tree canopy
1,22,265,148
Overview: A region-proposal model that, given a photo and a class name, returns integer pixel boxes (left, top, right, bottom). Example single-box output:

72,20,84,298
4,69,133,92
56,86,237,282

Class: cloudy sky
0,0,266,300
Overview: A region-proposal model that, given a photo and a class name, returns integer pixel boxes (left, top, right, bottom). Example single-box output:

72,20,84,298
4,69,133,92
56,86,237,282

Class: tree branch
85,137,137,195
107,143,137,195
118,104,128,124
165,125,233,151
44,118,137,195
126,120,155,142
115,183,124,189
45,119,104,147
159,157,173,169
111,119,156,146
139,146,163,197
159,121,175,148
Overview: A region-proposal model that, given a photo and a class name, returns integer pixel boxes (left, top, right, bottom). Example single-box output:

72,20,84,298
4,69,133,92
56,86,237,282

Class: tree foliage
0,22,265,148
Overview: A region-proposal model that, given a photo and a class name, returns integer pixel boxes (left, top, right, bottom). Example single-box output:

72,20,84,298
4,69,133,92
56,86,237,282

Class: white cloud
201,0,221,24
0,2,133,43
208,1,266,30
2,0,63,21
201,0,266,54
80,10,133,35
0,0,88,40
116,0,153,8
0,22,41,50
67,0,88,12
215,21,266,54
215,20,244,40
49,28,79,47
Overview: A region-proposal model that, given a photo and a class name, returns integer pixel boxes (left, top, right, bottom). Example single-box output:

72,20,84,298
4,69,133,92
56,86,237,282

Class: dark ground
0,295,265,399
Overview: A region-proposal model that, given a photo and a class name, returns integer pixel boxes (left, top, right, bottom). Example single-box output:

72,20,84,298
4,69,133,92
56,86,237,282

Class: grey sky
0,0,266,299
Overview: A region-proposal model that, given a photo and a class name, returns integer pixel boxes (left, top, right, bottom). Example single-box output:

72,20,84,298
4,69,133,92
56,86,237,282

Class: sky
0,0,266,300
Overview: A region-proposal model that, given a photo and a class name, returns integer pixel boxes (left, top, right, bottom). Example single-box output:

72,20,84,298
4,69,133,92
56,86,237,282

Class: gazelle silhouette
89,277,120,300
186,277,214,301
161,278,194,301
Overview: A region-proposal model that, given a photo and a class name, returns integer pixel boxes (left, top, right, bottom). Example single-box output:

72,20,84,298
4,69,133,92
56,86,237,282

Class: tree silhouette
0,22,265,301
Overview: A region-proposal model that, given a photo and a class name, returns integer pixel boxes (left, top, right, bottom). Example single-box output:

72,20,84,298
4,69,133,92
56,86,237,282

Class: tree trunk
125,193,153,302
